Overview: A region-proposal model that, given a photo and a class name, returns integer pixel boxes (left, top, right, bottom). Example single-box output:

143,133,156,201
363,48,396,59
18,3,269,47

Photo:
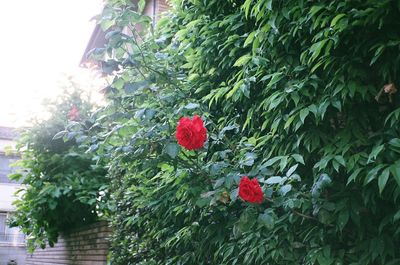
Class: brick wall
157,0,170,14
143,0,170,23
26,222,111,265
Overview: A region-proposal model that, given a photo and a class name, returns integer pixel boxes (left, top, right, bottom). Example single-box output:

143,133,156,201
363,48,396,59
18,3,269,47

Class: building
81,0,170,67
0,127,26,265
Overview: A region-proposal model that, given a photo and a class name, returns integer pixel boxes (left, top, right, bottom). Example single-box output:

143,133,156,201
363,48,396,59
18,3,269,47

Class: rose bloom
176,115,207,150
68,105,80,121
238,176,264,204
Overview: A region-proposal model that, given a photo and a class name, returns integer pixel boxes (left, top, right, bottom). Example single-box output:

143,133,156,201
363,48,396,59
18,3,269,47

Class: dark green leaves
96,0,400,264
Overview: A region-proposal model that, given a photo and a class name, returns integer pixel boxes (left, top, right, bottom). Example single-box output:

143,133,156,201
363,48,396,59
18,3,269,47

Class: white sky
0,0,105,127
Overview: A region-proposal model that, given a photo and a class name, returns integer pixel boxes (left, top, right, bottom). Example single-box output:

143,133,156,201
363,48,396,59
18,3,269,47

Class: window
0,155,19,184
0,213,25,245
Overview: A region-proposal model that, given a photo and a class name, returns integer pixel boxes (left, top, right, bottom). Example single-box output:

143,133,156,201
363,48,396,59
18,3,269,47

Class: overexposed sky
0,0,104,127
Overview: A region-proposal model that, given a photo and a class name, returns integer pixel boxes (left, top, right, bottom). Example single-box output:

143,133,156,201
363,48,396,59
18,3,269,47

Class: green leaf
200,190,216,198
309,39,328,63
394,210,400,222
124,81,149,93
230,188,239,202
244,31,256,47
165,143,180,158
49,200,58,210
292,154,305,165
364,165,384,186
370,45,385,65
286,164,298,177
367,144,384,163
213,178,225,189
309,6,324,17
226,80,243,99
238,208,257,231
314,156,332,170
279,156,289,172
195,198,211,208
310,59,325,73
347,168,362,185
233,54,252,67
240,152,257,167
266,176,283,184
258,211,275,229
389,138,400,148
184,103,200,109
378,168,390,194
100,20,115,31
299,108,309,124
266,72,283,88
242,0,252,18
284,115,296,129
52,131,67,140
337,210,349,231
334,155,346,167
389,163,400,187
330,14,346,27
264,156,282,166
280,184,292,196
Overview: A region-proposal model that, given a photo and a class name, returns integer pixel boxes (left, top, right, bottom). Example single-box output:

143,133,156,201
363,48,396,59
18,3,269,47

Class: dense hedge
92,0,400,264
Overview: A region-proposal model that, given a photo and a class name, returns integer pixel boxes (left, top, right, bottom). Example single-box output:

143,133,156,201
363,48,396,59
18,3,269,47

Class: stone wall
26,222,111,265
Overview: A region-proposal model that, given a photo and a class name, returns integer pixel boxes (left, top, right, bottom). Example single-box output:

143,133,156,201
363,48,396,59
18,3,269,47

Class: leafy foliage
10,89,109,251
92,0,400,264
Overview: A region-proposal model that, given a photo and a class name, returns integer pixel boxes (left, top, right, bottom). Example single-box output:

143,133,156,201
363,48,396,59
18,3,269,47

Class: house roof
0,127,18,140
80,0,171,67
80,24,107,67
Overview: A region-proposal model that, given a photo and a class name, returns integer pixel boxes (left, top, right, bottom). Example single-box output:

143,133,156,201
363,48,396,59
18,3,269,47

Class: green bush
10,88,109,251
92,0,400,264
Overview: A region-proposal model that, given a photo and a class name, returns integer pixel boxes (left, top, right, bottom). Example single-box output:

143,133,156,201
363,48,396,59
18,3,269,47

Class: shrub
92,0,400,264
10,88,109,251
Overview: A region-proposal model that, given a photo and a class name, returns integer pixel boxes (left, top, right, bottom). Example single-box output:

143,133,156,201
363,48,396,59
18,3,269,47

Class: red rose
176,115,207,150
238,176,264,204
68,105,80,121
